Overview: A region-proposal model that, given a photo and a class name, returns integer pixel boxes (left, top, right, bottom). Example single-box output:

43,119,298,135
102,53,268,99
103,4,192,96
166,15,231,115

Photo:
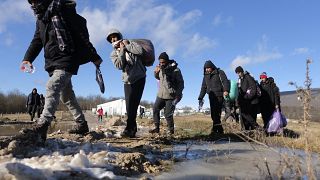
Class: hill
280,88,320,122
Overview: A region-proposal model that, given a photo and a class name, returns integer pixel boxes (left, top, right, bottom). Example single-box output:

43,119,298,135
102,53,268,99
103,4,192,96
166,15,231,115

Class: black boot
149,123,160,134
20,120,50,143
68,121,89,135
121,128,136,138
149,128,160,134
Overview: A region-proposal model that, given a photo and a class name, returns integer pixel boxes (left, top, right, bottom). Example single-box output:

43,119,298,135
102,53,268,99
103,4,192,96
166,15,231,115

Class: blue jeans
38,70,85,125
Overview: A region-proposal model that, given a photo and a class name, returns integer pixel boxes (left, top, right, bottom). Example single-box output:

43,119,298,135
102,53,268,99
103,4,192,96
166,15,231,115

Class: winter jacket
97,108,104,116
238,71,259,105
260,77,280,108
155,60,184,99
198,61,230,99
109,32,146,84
26,93,40,106
23,0,101,75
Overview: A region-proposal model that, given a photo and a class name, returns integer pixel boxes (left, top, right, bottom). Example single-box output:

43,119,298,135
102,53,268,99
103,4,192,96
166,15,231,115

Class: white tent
96,99,145,116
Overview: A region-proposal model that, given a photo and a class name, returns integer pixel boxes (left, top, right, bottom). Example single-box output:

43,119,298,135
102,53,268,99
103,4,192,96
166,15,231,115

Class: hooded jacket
27,88,40,106
108,29,146,84
155,60,184,99
198,61,230,99
24,0,102,75
238,71,259,105
260,77,281,108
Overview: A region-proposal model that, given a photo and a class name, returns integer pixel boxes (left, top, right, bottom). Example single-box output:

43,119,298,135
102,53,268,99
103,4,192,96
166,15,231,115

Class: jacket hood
203,60,217,74
106,29,123,43
268,77,274,83
203,60,216,69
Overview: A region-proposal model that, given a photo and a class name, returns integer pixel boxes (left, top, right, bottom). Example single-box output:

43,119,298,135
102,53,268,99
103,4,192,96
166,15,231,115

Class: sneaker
20,121,50,143
149,128,160,134
68,121,89,135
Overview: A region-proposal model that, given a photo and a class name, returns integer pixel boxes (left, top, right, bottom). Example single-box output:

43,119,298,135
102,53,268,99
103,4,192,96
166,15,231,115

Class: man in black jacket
235,66,259,130
259,72,281,128
26,88,40,121
198,60,230,135
20,0,102,143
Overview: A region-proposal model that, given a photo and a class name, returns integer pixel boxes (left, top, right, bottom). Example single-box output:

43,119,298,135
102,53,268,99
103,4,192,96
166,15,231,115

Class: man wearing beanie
149,52,184,136
106,28,146,138
198,60,230,135
259,72,281,128
235,66,260,130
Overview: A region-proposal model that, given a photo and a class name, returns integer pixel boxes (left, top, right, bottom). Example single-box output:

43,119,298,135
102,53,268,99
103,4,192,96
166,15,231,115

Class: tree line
0,90,154,114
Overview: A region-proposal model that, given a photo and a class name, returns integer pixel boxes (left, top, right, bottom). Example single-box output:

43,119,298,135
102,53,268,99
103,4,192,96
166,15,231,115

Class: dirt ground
0,112,319,179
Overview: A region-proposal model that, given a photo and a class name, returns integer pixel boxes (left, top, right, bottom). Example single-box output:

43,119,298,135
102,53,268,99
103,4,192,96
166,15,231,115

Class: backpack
132,39,155,67
65,13,98,65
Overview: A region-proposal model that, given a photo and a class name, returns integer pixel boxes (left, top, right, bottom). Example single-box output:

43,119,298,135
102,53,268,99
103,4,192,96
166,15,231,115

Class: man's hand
154,65,160,73
92,59,103,67
223,91,229,97
20,60,33,70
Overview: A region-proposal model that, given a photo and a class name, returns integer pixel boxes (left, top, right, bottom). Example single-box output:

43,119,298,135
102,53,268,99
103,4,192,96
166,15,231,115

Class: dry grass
2,112,320,153
164,114,320,153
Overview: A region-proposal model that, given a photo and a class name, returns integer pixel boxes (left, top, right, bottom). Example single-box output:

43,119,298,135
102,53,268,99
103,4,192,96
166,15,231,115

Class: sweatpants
39,70,85,125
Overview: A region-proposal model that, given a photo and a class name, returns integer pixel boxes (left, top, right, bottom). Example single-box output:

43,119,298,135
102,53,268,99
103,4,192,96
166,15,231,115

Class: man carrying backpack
259,72,281,128
106,29,146,138
198,60,230,135
20,0,103,143
149,52,184,136
235,66,260,130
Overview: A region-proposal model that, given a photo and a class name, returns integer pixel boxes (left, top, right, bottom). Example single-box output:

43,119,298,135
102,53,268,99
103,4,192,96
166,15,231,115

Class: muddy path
0,113,319,179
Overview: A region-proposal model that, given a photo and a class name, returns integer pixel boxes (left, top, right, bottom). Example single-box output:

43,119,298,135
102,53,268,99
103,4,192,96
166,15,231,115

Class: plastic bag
267,110,285,133
281,112,287,128
96,66,105,94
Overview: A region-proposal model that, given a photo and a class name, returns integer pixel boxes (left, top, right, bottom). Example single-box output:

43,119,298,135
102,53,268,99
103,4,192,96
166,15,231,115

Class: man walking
149,52,184,135
20,0,103,143
106,29,146,138
198,60,230,135
26,88,40,121
259,72,281,128
235,66,260,130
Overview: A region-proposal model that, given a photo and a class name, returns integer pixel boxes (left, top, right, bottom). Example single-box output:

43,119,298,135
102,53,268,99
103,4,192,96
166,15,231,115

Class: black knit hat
158,52,169,61
235,66,244,73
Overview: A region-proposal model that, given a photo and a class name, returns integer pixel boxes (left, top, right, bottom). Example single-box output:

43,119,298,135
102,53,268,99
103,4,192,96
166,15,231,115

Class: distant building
95,99,145,116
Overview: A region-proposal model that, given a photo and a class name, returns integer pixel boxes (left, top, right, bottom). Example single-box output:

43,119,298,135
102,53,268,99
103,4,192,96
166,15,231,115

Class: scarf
42,0,74,52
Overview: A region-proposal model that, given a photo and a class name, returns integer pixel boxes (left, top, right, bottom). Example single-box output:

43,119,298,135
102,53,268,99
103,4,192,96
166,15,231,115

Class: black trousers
153,97,175,131
124,77,145,132
209,93,224,133
240,102,258,130
27,105,38,120
261,106,274,129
